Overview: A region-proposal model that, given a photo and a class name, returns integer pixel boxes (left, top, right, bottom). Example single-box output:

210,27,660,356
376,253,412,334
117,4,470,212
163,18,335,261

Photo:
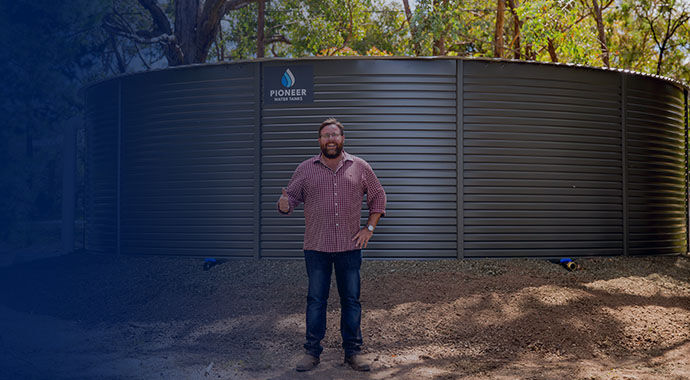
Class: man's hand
278,188,290,213
352,227,374,249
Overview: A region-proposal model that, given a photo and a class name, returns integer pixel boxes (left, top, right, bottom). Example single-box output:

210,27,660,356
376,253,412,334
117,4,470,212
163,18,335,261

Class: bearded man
277,117,386,372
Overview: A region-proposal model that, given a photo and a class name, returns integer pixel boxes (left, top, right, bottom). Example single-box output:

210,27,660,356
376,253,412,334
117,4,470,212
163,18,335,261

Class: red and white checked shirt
279,151,386,253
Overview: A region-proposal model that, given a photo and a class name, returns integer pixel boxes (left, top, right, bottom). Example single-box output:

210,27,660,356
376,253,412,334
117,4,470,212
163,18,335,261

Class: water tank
85,58,688,258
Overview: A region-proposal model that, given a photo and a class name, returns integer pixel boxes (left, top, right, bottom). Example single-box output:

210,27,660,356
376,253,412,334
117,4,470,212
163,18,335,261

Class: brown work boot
344,354,370,371
295,353,320,372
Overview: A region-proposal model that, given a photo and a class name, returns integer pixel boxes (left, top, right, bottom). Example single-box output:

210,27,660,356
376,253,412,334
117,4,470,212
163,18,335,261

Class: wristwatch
367,224,375,232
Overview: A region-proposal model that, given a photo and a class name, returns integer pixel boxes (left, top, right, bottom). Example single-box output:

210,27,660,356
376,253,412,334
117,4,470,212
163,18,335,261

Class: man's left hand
352,228,374,249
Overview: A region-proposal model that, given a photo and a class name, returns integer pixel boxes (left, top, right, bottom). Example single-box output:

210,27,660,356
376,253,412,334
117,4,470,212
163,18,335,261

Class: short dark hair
319,118,344,136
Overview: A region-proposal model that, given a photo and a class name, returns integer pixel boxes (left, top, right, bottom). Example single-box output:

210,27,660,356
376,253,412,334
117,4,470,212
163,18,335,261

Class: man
277,118,386,372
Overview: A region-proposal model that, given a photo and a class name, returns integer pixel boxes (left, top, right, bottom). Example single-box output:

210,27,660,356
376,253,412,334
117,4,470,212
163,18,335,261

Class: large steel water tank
85,58,688,258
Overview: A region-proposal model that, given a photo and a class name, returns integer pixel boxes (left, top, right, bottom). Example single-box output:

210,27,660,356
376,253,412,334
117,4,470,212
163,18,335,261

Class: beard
320,141,343,158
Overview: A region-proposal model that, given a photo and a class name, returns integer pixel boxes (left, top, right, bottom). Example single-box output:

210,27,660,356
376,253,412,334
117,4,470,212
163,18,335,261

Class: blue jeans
303,249,363,358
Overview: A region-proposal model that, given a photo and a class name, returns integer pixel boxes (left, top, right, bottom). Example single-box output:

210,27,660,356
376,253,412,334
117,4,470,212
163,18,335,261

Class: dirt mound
1,253,689,379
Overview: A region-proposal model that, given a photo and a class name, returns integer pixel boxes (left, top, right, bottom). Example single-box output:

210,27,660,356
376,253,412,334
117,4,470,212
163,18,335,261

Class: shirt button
334,192,337,196
335,203,338,206
336,223,339,227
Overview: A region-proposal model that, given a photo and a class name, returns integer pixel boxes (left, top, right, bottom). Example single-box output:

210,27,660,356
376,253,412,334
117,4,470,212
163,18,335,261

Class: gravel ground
0,252,689,379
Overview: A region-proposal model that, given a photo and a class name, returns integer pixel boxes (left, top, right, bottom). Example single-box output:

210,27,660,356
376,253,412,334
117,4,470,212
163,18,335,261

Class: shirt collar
312,150,353,164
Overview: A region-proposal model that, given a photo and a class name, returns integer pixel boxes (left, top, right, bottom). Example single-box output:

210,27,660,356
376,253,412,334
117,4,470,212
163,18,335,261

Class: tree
413,0,495,56
580,0,613,67
100,1,168,73
208,0,290,60
287,0,376,55
103,0,260,66
507,0,523,59
633,0,690,75
495,0,506,57
402,0,422,55
257,0,266,57
204,0,407,60
515,0,616,64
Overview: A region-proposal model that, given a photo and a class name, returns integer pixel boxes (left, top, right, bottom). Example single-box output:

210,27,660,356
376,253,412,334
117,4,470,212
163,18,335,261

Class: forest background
2,0,689,251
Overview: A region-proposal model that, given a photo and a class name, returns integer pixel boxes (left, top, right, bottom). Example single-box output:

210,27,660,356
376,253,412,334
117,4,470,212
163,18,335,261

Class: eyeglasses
320,133,342,139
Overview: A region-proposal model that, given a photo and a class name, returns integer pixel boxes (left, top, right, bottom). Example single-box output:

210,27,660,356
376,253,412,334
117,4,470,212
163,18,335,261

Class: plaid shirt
279,151,386,253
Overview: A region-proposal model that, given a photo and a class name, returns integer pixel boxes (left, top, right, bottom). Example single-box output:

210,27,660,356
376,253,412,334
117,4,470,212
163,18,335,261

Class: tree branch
104,21,176,44
136,0,172,35
507,0,521,59
547,38,558,62
109,36,127,73
265,34,292,45
196,0,258,62
133,41,153,70
669,13,690,40
533,11,588,57
402,0,421,55
103,7,175,45
226,0,258,11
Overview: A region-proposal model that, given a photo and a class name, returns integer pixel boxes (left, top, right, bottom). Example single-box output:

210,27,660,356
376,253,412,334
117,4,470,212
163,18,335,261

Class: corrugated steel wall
261,60,459,258
462,61,624,257
119,64,260,257
85,81,119,253
84,58,688,258
625,75,687,255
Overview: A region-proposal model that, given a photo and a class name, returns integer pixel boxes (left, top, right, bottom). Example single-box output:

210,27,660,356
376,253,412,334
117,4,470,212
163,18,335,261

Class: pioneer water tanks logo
264,65,313,105
281,69,295,88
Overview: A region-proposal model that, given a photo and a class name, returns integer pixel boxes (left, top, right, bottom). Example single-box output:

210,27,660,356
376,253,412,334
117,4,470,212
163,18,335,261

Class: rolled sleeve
363,162,386,216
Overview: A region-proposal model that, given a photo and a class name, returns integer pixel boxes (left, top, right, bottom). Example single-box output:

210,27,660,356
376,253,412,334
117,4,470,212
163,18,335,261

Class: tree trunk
590,0,610,67
171,0,253,65
257,0,265,58
525,43,535,60
494,0,505,58
647,7,690,75
507,0,521,59
656,45,665,75
109,0,261,66
402,0,421,55
547,38,558,62
433,37,446,55
175,0,200,65
432,0,447,55
216,29,225,61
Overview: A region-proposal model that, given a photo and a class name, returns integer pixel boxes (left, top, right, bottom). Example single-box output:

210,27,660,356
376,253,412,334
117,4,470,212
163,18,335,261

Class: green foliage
357,0,409,55
215,3,260,60
608,0,657,71
629,0,690,77
203,0,690,84
298,0,373,55
411,0,494,56
103,0,170,72
96,0,690,84
211,0,411,59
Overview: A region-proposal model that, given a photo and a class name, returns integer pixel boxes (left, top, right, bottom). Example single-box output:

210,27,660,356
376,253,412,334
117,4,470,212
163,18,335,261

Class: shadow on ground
0,252,688,379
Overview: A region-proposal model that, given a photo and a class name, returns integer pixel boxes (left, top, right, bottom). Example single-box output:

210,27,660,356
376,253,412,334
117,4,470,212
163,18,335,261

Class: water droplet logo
281,69,295,88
